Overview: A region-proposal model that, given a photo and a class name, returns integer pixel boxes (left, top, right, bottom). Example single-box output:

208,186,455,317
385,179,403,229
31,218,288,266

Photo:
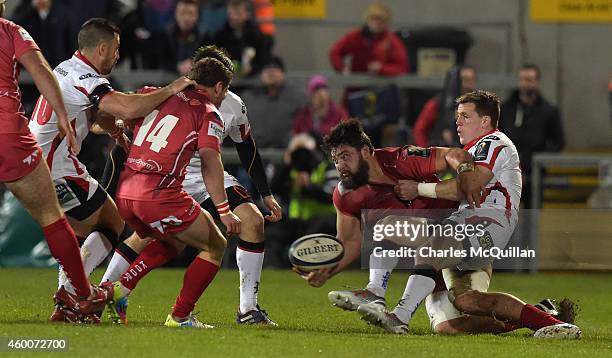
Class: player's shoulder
477,130,515,150
221,90,247,115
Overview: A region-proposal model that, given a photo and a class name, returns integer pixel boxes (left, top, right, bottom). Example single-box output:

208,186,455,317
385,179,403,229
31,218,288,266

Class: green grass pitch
1,268,611,357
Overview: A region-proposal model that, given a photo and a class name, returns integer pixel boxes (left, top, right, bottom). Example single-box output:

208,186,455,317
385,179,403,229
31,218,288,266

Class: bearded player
296,118,577,336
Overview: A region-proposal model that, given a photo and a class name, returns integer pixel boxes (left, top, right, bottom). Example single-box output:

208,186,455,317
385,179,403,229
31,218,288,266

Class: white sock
236,246,264,313
392,274,436,324
365,252,398,298
57,266,76,294
101,250,131,283
81,231,112,276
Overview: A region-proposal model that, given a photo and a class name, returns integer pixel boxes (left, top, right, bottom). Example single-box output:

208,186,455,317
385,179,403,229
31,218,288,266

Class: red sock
43,218,90,297
120,240,177,290
520,304,562,331
172,257,219,319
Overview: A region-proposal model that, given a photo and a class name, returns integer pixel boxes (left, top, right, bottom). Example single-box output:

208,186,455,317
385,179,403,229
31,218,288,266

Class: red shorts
116,192,201,241
0,132,43,182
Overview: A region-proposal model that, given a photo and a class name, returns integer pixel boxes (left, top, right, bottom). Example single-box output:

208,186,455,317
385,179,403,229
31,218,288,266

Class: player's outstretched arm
199,147,241,235
97,76,195,122
19,50,76,151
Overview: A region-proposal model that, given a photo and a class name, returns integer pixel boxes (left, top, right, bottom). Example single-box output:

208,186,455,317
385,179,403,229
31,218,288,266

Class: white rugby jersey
183,90,251,198
28,51,113,179
462,129,522,216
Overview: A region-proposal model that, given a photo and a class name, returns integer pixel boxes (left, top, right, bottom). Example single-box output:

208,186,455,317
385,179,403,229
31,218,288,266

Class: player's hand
394,180,419,201
115,132,131,152
56,113,77,153
292,267,332,287
458,171,484,208
167,76,197,94
263,195,282,222
220,211,241,235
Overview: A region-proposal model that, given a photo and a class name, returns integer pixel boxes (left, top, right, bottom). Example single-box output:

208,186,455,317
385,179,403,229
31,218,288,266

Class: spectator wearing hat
241,56,307,148
329,2,408,76
293,75,347,138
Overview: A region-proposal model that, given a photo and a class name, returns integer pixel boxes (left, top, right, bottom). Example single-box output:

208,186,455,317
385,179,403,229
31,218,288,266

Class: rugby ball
288,233,344,272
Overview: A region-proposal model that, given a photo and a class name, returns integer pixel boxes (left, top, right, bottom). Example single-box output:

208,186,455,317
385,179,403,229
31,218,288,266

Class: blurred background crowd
1,0,611,269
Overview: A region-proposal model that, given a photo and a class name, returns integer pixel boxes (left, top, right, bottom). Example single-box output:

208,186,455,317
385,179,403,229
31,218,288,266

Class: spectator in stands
499,63,565,207
12,0,72,68
412,66,476,147
119,0,177,70
213,0,271,77
241,56,306,148
329,2,408,76
293,75,347,138
266,134,338,267
158,0,208,74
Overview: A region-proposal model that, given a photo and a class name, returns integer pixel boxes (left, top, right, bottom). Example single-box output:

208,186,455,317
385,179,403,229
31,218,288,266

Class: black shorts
200,185,253,220
55,176,108,221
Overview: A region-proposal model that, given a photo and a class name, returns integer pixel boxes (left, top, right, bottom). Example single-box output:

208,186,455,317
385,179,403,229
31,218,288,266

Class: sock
43,218,90,297
365,251,398,298
60,231,111,293
119,240,177,291
101,242,139,283
172,257,219,319
392,271,436,324
236,240,265,313
519,304,563,331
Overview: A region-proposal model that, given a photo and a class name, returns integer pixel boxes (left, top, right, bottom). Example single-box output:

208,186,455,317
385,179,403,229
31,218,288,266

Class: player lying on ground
100,46,281,325
353,91,580,338
27,18,195,322
106,57,241,328
294,119,578,337
0,7,112,323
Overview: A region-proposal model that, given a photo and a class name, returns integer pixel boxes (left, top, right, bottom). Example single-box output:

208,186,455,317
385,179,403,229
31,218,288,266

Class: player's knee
240,207,264,238
452,290,483,314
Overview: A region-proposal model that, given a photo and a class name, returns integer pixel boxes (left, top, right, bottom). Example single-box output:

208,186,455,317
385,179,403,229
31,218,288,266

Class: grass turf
0,268,611,357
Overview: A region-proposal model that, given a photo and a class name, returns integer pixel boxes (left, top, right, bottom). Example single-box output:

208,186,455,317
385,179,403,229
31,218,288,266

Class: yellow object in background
273,0,326,19
530,0,612,22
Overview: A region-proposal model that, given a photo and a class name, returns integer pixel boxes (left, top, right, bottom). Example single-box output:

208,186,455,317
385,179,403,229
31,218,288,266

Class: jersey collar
73,50,101,74
462,129,499,151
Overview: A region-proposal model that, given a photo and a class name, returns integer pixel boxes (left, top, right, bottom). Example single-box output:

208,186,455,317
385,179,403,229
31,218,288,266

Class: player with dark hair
354,90,580,338
0,6,113,322
100,46,281,325
105,56,240,328
27,17,195,321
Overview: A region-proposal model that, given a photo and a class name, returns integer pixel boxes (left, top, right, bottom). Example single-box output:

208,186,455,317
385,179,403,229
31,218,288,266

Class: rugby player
357,90,580,338
0,5,112,322
27,18,195,321
107,56,240,328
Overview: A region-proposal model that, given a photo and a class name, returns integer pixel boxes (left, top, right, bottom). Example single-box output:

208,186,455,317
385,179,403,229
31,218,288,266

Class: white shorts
425,269,490,330
183,170,241,204
445,208,518,271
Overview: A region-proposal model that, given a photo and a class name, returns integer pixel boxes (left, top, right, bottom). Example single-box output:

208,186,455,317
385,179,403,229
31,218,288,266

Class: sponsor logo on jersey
176,91,190,102
78,73,99,80
208,121,224,139
189,99,201,106
22,150,38,165
240,100,247,114
55,183,76,206
484,135,500,141
55,67,68,77
473,141,491,161
17,28,34,42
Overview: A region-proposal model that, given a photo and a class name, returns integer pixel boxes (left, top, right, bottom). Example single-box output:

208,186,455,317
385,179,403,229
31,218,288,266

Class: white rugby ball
288,233,344,272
